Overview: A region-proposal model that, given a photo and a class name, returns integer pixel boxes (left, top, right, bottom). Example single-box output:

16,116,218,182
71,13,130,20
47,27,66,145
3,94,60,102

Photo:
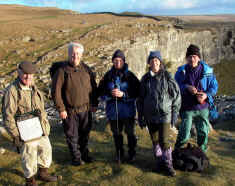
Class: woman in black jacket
137,51,181,176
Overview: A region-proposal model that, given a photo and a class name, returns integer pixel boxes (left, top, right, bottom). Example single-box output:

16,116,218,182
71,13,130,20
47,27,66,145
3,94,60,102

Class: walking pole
115,85,121,164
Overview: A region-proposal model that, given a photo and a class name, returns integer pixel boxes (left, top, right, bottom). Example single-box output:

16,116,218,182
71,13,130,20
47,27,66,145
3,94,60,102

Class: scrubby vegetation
213,59,235,95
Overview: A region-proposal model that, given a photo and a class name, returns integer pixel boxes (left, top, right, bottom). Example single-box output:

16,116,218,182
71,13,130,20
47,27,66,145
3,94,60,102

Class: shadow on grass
214,119,235,132
0,180,22,186
212,147,235,159
0,162,24,185
49,119,179,178
47,118,227,185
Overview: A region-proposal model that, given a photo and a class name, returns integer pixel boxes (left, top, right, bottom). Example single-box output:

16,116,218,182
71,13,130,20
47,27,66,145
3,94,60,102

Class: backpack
49,61,67,79
172,143,210,172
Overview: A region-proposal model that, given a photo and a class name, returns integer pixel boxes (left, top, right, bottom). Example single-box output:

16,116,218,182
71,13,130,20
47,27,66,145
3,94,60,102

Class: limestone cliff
92,24,235,80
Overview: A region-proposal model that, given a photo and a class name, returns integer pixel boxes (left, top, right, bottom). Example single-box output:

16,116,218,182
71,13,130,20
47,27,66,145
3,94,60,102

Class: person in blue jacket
98,49,140,163
174,44,218,153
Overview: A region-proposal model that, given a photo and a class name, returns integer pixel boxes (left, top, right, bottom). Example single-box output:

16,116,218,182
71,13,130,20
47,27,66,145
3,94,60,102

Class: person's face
19,71,34,87
186,55,200,68
113,57,124,70
149,58,161,73
69,47,82,66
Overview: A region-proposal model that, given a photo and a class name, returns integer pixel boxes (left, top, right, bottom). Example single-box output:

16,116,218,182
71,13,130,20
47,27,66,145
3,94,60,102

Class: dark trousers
110,118,137,156
110,118,135,136
63,111,92,161
147,122,171,150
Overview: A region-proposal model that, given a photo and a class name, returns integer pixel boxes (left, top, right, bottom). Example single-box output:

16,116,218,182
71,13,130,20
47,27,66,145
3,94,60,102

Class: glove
138,117,146,129
171,112,178,127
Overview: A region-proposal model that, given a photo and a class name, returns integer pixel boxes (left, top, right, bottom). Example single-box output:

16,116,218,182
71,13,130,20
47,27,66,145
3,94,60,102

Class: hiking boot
162,147,176,177
165,166,176,177
126,153,136,163
114,135,124,164
71,159,85,166
38,168,58,182
115,148,125,164
82,155,94,163
152,143,163,172
25,176,37,186
82,149,94,163
127,135,137,163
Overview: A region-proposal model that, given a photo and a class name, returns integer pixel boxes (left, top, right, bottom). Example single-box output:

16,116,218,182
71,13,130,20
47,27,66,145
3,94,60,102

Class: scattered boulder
22,36,35,42
215,95,235,121
0,147,5,154
22,36,31,42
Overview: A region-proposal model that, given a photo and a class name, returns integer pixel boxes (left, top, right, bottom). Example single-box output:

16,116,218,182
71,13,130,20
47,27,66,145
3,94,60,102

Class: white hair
68,42,84,56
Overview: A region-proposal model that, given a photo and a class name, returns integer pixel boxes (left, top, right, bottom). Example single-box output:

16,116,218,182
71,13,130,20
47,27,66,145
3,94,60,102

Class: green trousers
175,108,209,152
147,122,171,150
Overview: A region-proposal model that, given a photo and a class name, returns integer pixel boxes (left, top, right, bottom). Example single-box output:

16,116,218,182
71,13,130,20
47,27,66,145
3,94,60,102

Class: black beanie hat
112,49,125,62
186,44,201,58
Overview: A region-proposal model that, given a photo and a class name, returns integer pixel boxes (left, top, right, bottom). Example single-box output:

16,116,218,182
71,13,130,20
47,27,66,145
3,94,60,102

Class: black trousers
63,111,92,161
110,118,137,156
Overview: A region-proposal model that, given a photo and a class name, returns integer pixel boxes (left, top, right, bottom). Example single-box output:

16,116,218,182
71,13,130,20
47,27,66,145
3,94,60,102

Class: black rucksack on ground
172,143,210,172
49,61,67,79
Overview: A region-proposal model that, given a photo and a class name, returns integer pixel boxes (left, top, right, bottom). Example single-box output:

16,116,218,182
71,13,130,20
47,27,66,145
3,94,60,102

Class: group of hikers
1,42,218,185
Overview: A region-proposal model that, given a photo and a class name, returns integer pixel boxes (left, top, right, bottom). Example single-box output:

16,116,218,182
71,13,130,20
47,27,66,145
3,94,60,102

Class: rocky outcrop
220,25,235,60
215,95,235,121
84,25,235,80
1,17,235,98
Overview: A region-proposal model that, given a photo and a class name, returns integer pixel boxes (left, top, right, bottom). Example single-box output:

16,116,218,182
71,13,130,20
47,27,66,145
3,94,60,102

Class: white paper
17,117,43,142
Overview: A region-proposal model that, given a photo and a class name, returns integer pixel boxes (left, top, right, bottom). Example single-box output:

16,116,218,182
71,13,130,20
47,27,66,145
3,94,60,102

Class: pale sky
0,0,235,15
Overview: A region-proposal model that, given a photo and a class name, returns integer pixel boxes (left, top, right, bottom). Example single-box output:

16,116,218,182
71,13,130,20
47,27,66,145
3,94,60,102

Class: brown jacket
51,61,98,113
2,78,50,138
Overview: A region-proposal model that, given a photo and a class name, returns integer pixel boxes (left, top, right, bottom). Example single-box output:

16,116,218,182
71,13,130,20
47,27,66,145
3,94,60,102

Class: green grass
213,59,235,95
1,118,235,185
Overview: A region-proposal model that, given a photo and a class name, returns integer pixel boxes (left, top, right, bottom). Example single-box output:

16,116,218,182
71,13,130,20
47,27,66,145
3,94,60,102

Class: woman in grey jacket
137,51,181,176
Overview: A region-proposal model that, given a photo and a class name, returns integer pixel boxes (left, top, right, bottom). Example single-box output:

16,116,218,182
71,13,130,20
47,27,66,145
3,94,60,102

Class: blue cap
147,51,162,64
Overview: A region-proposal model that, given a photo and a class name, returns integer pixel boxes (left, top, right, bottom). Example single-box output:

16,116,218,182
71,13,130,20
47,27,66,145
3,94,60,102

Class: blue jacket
175,61,218,119
98,63,140,120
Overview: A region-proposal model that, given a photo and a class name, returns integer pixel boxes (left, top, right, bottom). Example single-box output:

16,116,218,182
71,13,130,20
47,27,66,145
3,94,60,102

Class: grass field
0,118,235,186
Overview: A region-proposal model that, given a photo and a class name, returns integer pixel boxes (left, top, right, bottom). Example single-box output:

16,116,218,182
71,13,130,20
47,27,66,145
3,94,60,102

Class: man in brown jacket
2,61,58,186
51,42,98,166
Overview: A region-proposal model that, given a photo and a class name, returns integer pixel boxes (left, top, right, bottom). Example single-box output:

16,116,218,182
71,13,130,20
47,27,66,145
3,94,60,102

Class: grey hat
147,51,162,64
19,61,37,74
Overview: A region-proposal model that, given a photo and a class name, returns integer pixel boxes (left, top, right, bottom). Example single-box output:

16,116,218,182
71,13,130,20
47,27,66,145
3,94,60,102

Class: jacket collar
16,78,34,91
178,61,213,75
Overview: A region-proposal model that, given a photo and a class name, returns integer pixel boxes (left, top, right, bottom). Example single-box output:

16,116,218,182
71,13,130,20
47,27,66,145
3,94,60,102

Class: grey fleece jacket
137,70,181,124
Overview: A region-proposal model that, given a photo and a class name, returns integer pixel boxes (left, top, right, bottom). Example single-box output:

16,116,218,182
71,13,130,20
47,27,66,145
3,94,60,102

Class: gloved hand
171,112,178,127
138,117,146,129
